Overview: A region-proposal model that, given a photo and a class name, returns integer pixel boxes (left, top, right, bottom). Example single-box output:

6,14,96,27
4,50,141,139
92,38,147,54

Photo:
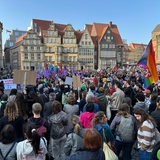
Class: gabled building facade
127,43,146,64
152,24,160,64
61,24,79,69
10,30,44,70
90,22,123,69
7,19,124,71
78,24,96,70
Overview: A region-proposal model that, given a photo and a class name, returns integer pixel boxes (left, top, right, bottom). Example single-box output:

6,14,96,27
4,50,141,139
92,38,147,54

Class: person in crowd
123,79,136,106
149,92,158,114
153,83,160,95
0,93,8,118
65,128,105,160
63,94,79,134
64,115,84,157
43,92,56,119
80,102,96,128
143,89,151,110
48,100,68,160
110,103,137,160
151,96,160,132
134,107,156,160
15,92,28,121
0,124,17,160
0,101,25,142
133,93,148,112
83,93,100,113
78,90,87,113
16,123,47,160
0,86,4,100
122,97,133,114
9,88,17,96
39,87,49,107
133,83,143,95
24,87,43,117
110,80,125,122
27,103,49,142
104,86,111,101
97,87,108,113
89,83,99,97
92,111,114,145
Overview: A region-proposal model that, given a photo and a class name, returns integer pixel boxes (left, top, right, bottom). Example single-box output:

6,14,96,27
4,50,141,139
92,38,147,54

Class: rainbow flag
137,40,158,88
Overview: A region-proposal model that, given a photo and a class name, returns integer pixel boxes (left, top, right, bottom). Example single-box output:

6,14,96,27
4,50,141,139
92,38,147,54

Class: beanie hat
81,85,86,91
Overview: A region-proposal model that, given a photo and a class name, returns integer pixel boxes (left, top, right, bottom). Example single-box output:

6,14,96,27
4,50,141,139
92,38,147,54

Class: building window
24,53,28,59
89,42,91,45
24,46,28,50
63,48,67,53
85,34,88,40
37,54,41,60
107,30,110,34
15,32,19,36
31,53,34,60
31,46,34,50
82,41,84,45
9,41,13,47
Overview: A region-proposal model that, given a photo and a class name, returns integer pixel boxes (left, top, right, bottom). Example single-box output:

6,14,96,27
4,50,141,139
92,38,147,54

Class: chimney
109,21,112,27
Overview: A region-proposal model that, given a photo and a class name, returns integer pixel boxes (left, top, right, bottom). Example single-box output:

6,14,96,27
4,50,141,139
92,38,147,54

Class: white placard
65,77,72,86
0,79,17,90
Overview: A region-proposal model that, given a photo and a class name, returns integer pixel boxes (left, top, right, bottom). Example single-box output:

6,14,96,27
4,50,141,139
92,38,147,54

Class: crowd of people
0,68,160,160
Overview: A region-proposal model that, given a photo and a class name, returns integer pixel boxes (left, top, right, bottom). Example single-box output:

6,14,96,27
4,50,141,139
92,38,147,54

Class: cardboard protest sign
73,76,81,89
13,70,36,85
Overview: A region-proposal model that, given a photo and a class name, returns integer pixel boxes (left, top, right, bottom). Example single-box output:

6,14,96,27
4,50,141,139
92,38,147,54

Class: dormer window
85,34,88,40
107,30,110,34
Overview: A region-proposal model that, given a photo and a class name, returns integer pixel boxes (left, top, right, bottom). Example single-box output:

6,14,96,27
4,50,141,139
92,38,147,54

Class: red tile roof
85,22,123,46
86,24,93,35
15,33,27,43
129,43,145,49
74,30,83,43
32,19,52,32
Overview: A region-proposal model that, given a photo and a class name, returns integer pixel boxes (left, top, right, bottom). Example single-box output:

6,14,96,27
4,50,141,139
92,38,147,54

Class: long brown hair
92,111,105,126
4,101,19,121
117,103,130,117
134,107,157,127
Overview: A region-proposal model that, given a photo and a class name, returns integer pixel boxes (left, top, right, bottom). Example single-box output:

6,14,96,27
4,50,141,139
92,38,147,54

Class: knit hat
103,78,107,82
81,85,86,91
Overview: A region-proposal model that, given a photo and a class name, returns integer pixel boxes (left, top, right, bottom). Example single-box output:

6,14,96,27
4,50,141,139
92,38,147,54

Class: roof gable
152,24,160,33
15,33,27,43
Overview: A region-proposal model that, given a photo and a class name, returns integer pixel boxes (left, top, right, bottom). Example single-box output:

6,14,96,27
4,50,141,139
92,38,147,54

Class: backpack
36,119,47,137
0,141,16,160
97,95,108,112
62,92,68,105
117,116,135,142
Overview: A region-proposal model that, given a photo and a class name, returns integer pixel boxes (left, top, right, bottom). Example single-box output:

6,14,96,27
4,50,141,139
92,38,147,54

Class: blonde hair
71,115,81,135
32,103,42,114
4,102,19,122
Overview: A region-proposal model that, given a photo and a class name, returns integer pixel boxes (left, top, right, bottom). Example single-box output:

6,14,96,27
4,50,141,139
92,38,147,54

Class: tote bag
103,142,118,160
